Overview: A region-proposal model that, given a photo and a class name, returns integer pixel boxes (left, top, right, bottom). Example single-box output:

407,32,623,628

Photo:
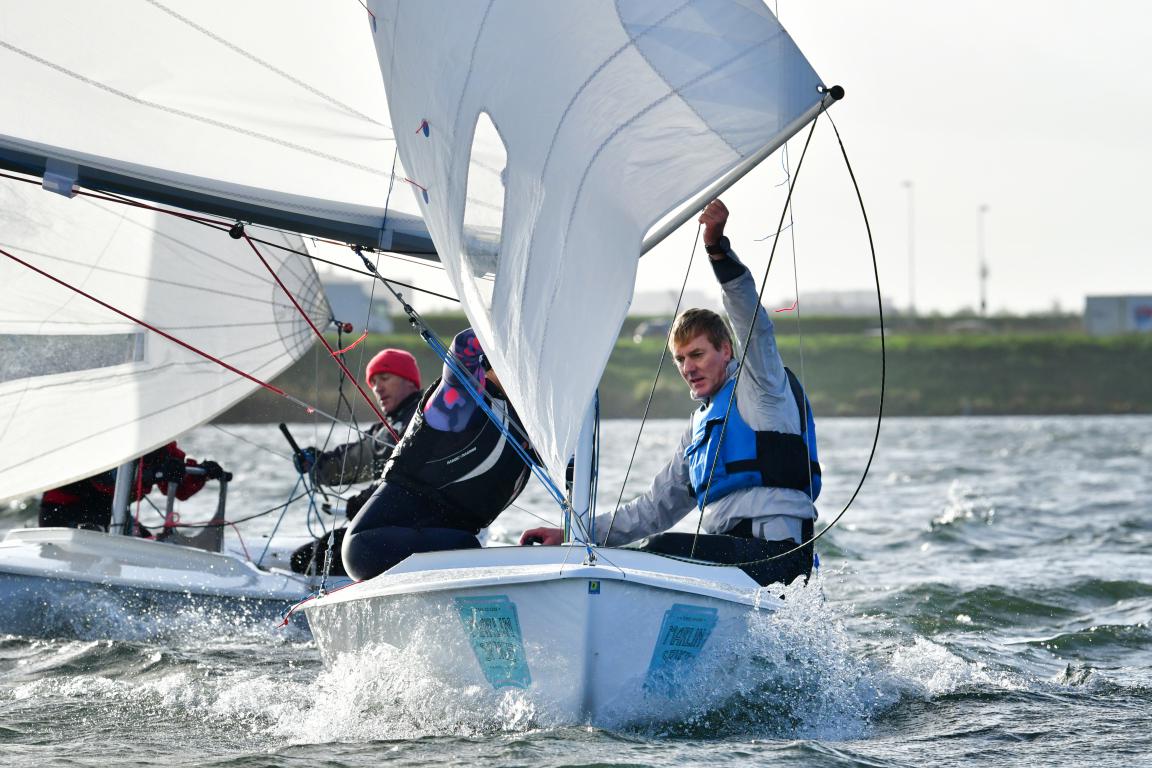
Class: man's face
672,332,732,399
370,372,419,414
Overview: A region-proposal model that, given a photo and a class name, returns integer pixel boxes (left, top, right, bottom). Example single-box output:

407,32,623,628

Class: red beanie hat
365,349,421,388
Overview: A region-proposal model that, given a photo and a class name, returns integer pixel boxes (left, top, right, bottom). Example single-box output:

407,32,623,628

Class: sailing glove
200,460,225,480
293,447,317,475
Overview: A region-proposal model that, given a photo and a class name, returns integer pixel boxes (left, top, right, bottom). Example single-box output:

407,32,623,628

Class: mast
568,394,598,548
108,461,135,537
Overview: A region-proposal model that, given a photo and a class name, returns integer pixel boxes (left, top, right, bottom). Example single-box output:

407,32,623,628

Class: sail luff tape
43,158,78,198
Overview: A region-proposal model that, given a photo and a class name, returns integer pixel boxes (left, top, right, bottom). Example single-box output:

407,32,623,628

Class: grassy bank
217,316,1152,423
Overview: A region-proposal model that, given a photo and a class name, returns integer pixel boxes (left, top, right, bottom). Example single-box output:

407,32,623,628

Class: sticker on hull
455,595,531,689
644,603,718,696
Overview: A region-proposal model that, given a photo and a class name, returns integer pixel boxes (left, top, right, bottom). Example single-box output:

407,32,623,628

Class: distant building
1084,295,1152,335
629,289,714,316
323,279,398,333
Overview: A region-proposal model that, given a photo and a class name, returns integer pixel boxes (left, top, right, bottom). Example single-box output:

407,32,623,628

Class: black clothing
632,518,815,587
289,392,422,576
341,380,532,581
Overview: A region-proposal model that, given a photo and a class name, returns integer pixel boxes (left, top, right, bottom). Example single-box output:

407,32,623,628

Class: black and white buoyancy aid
380,380,532,533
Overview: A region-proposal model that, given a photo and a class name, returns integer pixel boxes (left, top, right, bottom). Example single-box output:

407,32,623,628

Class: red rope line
242,235,400,442
355,0,377,26
1,174,399,439
0,171,352,250
278,578,359,627
0,170,231,229
226,521,252,562
0,245,287,396
331,330,368,356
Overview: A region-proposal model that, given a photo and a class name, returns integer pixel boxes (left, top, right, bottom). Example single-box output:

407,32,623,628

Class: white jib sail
0,0,430,252
370,0,826,482
0,176,329,502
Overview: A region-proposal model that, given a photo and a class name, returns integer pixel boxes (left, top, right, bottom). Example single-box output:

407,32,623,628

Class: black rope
688,111,823,558
670,108,886,570
604,224,703,544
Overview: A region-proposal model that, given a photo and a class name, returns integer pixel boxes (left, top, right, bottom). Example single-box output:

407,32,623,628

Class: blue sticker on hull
644,603,718,696
455,595,531,689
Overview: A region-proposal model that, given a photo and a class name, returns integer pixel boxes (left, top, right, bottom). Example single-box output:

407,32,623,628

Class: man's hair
670,308,732,351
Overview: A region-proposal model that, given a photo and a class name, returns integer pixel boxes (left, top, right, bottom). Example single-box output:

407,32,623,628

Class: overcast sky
350,0,1151,317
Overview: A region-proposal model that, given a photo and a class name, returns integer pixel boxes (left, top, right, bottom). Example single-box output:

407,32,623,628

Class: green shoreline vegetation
217,313,1152,423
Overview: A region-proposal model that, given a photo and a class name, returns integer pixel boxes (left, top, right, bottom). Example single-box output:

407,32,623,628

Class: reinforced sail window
460,112,508,286
0,333,145,383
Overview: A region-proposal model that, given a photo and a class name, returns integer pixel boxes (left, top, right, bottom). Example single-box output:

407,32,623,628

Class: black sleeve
707,238,748,283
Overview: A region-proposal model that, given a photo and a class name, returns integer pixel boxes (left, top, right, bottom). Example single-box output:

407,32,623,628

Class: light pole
977,204,989,317
903,180,915,317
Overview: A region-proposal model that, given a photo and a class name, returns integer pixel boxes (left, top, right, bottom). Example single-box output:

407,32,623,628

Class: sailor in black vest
342,328,533,581
289,348,423,576
521,199,821,587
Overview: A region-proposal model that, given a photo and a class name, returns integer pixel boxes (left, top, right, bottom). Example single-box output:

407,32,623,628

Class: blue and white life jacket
684,367,821,509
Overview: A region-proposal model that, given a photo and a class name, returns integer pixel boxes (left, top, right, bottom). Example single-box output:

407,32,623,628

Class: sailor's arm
520,429,696,547
701,200,788,397
589,428,695,547
312,430,383,485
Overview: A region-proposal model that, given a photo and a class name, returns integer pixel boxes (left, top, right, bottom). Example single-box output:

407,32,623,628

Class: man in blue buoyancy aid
521,199,821,586
341,328,534,581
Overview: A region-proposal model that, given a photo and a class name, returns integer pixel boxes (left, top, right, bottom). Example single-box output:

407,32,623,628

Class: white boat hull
0,527,328,637
303,546,784,726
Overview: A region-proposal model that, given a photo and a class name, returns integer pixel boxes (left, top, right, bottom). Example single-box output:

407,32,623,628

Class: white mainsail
0,176,328,501
0,0,430,252
369,0,828,482
0,0,834,492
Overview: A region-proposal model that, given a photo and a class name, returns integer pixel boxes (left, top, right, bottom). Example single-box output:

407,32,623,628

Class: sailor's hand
699,199,728,248
293,446,317,475
519,527,564,546
199,460,226,480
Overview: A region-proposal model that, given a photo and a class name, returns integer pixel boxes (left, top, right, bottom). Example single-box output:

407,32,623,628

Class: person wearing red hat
340,328,535,582
290,348,423,576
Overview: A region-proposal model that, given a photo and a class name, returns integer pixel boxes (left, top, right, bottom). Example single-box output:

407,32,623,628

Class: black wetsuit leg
341,481,480,581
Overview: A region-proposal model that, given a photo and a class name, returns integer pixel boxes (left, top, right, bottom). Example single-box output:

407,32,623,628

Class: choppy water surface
1,416,1149,767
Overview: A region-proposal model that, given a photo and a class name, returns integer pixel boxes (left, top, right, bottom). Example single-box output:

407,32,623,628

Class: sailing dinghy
0,0,845,720
0,1,433,636
296,1,841,725
0,176,340,636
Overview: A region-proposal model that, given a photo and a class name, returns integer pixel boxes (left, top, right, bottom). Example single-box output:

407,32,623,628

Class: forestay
0,177,328,501
0,0,430,252
370,0,826,482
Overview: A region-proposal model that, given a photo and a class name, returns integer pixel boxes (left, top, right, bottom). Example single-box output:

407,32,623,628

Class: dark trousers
341,481,479,581
632,518,814,587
